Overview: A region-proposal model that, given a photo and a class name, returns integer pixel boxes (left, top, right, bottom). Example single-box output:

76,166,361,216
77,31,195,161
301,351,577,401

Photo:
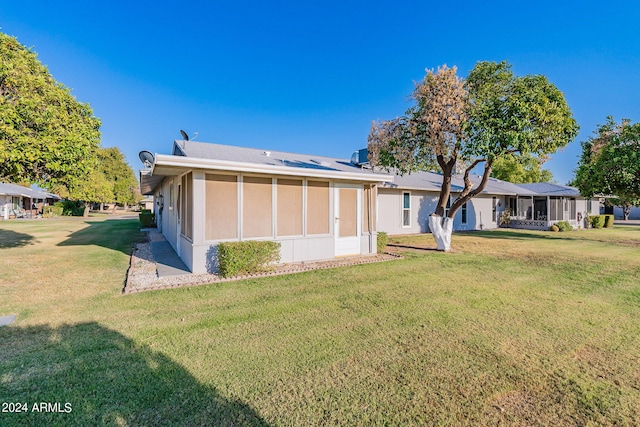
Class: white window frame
402,191,411,228
461,202,468,225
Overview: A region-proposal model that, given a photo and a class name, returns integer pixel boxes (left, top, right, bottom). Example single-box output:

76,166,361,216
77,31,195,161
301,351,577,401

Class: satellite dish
180,129,189,141
138,150,155,168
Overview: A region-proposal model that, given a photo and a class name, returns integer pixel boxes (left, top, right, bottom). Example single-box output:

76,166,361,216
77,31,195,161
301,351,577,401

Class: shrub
139,212,156,227
376,231,388,253
499,209,512,227
591,215,605,229
56,200,85,216
549,224,559,232
217,241,281,277
42,205,63,218
556,221,573,232
603,214,614,228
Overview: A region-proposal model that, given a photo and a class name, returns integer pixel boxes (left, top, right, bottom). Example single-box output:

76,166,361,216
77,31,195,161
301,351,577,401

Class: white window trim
402,191,411,228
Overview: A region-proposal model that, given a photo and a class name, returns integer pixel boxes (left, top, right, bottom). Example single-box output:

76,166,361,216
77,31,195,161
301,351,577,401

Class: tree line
0,32,140,216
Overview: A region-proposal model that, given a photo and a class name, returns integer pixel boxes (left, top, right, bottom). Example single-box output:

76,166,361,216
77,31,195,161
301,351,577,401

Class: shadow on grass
0,229,35,249
458,229,555,241
0,322,269,426
57,219,146,256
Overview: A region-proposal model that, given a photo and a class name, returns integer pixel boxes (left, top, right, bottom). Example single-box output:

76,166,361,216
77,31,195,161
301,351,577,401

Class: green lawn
1,218,640,426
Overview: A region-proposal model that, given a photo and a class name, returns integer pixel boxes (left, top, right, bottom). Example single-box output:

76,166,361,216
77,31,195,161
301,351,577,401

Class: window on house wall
169,183,174,210
461,202,468,224
445,196,451,218
205,174,238,240
492,196,497,222
181,172,193,239
307,180,330,234
243,176,273,238
402,192,410,227
277,179,303,236
587,199,592,213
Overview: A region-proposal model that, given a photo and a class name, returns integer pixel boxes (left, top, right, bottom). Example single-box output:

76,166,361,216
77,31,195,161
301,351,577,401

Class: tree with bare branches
368,61,579,250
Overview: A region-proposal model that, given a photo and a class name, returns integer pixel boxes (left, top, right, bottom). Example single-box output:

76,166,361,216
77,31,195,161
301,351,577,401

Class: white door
334,184,361,256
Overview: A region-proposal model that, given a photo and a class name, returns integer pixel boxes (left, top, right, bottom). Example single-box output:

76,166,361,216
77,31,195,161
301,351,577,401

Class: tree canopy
573,117,640,219
368,61,579,250
0,32,101,195
98,147,140,206
490,153,554,184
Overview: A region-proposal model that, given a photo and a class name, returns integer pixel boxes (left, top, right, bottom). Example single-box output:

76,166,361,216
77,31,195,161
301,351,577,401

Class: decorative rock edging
123,239,402,294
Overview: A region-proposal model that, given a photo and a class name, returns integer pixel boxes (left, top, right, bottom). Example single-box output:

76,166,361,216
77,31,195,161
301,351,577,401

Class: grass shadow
57,219,146,256
0,229,36,249
0,322,269,426
457,229,555,241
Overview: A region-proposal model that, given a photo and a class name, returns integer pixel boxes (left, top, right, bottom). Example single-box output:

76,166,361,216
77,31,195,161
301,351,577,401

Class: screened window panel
205,174,238,240
362,185,376,232
181,173,193,239
243,176,273,238
339,188,357,237
277,179,303,236
307,181,330,234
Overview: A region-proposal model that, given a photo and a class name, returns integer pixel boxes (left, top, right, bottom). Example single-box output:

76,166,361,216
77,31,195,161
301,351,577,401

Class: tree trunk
83,203,90,218
623,206,631,220
429,215,453,251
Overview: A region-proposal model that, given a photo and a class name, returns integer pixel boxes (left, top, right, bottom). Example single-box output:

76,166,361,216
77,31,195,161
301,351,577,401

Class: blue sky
2,1,639,185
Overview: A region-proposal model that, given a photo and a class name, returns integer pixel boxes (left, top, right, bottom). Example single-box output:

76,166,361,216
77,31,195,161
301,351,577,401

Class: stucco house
375,171,601,234
139,140,392,274
0,183,60,220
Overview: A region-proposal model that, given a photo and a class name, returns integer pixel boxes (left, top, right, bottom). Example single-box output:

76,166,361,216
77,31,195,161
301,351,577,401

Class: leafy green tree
490,153,554,183
0,32,101,193
368,61,578,250
71,169,114,217
574,117,640,220
98,147,140,207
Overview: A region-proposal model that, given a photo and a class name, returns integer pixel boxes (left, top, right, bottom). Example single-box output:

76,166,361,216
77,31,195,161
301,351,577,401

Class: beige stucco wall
158,172,377,274
377,188,503,235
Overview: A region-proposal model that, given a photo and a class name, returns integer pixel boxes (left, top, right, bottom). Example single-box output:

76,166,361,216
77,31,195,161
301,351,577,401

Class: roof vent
264,151,271,157
351,148,369,166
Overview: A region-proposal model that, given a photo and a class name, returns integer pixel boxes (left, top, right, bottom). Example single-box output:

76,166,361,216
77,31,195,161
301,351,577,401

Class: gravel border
123,234,402,294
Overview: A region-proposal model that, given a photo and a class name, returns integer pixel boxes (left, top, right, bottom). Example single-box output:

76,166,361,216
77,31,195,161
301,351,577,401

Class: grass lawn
1,218,640,426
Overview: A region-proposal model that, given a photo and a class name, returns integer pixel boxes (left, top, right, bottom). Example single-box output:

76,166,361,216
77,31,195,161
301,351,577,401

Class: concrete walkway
149,240,190,277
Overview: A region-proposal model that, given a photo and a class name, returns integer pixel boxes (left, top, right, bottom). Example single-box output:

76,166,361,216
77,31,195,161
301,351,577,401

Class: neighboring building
0,183,60,220
140,195,154,212
376,172,601,234
139,140,393,274
511,183,600,230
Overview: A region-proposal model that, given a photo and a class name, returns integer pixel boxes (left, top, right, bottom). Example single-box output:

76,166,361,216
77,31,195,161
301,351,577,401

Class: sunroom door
334,184,361,256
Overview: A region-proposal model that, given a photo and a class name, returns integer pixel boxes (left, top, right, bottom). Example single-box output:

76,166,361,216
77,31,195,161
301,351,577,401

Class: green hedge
55,200,85,216
139,212,156,227
603,214,615,228
591,215,605,229
217,241,281,278
556,221,573,232
376,232,388,253
43,205,63,218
